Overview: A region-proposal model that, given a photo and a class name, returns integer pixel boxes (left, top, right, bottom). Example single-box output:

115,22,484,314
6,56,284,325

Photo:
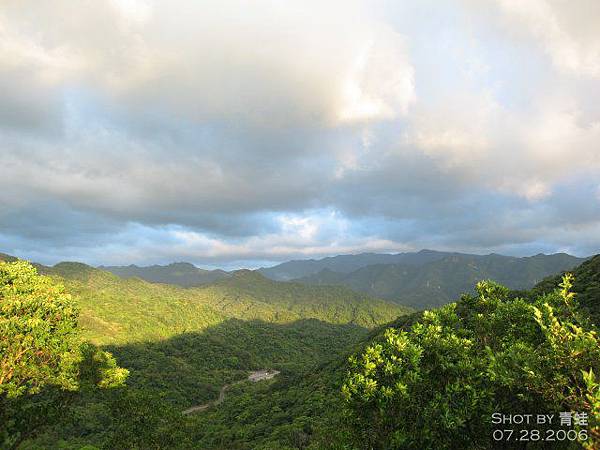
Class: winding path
182,369,280,415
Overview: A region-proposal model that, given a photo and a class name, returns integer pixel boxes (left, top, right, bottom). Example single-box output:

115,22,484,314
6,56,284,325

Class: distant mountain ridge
100,262,230,287
258,249,452,281
2,250,587,311
277,251,586,308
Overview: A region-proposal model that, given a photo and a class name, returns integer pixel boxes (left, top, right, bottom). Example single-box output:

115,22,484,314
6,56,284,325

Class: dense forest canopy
1,253,599,449
0,254,409,448
44,262,409,346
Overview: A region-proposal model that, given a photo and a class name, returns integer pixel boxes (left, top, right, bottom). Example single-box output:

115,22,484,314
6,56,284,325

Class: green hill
297,252,585,308
185,256,600,449
6,252,597,449
0,254,410,430
34,261,410,346
1,253,411,449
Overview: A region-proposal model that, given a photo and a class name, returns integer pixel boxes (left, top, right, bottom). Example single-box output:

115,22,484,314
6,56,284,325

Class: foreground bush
343,275,600,449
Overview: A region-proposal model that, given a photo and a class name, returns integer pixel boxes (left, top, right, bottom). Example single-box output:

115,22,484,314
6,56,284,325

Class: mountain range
292,251,585,308
3,249,599,449
0,251,409,420
257,249,453,280
100,250,586,309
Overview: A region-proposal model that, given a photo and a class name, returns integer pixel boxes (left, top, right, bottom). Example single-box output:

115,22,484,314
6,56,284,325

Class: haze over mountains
101,250,586,309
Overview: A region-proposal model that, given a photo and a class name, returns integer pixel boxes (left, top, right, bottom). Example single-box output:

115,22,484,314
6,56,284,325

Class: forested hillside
338,272,600,449
100,251,584,310
0,254,410,449
141,254,600,449
3,253,598,449
297,252,584,308
201,255,600,449
40,262,409,345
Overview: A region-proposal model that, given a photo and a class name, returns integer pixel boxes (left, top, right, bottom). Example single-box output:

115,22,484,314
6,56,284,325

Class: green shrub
343,275,600,449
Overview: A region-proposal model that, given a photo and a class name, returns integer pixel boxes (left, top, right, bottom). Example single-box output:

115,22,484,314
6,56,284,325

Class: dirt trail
182,369,280,415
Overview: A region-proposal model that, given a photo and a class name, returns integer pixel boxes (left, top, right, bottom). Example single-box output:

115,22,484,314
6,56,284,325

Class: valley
1,251,599,449
3,3,599,449
182,370,280,415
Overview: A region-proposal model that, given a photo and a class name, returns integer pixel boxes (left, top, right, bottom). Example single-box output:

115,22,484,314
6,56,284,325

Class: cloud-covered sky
1,0,600,268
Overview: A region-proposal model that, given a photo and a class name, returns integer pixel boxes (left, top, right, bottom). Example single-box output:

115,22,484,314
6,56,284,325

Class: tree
0,261,128,448
0,261,81,396
342,275,600,449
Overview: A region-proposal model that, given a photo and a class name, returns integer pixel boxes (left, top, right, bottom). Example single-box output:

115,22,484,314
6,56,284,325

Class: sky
1,0,600,269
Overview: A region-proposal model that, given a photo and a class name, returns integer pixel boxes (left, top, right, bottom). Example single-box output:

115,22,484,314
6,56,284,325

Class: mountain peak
166,262,197,269
100,262,230,286
231,269,267,280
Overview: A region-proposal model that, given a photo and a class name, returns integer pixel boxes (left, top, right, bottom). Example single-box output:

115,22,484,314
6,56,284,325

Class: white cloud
109,0,153,24
511,180,552,202
401,72,600,201
0,0,416,129
407,93,495,171
336,27,415,123
495,0,600,77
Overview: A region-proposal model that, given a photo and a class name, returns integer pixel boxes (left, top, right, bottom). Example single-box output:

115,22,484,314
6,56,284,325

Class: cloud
494,0,600,77
0,0,415,129
0,210,412,268
0,0,599,266
336,27,415,123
